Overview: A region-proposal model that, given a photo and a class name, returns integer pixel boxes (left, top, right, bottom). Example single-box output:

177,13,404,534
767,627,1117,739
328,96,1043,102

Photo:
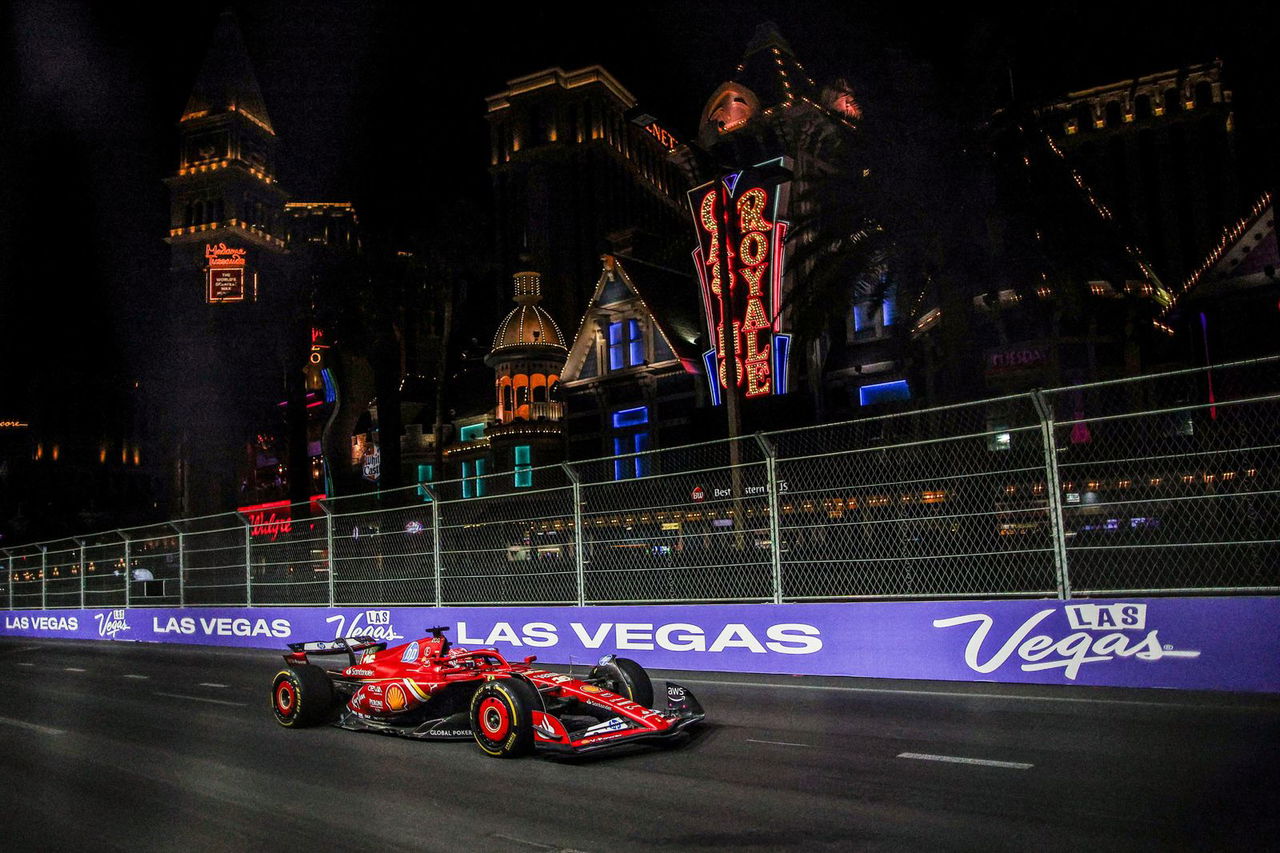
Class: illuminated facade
433,270,568,498
560,255,705,464
486,66,691,330
156,11,308,515
1038,61,1239,284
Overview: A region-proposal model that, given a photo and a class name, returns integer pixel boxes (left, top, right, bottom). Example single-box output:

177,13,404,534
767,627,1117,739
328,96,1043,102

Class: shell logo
386,683,407,711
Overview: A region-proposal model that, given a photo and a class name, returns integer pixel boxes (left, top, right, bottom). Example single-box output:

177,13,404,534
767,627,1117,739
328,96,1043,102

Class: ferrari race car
270,626,704,757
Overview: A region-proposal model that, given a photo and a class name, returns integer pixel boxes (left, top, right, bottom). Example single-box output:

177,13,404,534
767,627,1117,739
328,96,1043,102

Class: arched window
1135,94,1153,120
1163,88,1181,114
1105,101,1122,127
530,373,547,403
1194,81,1213,108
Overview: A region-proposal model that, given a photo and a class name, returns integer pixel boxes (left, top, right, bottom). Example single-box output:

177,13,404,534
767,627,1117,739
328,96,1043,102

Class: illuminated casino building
486,67,692,331
560,255,705,464
429,270,568,498
677,24,872,425
159,12,352,516
1038,61,1240,284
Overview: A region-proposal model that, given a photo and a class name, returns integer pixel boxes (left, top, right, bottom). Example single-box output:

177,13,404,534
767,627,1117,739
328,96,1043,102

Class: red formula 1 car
270,626,704,757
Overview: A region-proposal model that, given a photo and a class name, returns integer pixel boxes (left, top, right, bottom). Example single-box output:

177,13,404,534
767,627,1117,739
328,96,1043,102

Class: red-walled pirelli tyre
590,657,654,708
469,678,537,758
271,665,334,728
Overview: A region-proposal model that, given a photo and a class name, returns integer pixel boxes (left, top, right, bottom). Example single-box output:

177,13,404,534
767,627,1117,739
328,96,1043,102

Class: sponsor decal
425,730,472,738
4,616,79,632
581,685,602,694
933,605,1201,681
667,685,687,701
365,684,383,695
456,620,822,654
94,610,131,639
327,610,404,644
401,641,420,663
386,684,407,711
152,616,291,638
347,668,375,677
583,717,630,737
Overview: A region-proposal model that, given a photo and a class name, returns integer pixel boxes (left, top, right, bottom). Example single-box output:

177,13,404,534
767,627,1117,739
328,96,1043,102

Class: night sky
2,1,1276,428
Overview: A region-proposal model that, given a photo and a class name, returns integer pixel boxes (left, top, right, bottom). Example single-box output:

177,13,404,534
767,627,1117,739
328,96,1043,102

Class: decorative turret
486,271,567,425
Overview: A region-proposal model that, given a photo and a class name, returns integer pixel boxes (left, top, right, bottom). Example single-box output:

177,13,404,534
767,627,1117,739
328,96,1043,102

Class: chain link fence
6,357,1279,608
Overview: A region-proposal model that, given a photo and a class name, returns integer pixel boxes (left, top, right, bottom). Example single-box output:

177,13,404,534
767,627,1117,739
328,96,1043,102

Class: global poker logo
94,609,131,639
933,603,1200,681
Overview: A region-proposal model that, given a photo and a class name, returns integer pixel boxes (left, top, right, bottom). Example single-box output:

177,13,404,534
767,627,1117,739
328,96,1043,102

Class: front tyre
271,665,334,727
590,657,654,708
469,678,537,758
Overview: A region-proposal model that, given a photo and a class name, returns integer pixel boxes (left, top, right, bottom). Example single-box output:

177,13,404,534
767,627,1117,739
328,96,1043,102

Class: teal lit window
462,458,487,498
417,464,434,501
459,423,486,442
514,445,532,488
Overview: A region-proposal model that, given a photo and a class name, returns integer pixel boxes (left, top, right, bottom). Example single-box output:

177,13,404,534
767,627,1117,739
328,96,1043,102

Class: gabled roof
731,22,819,113
182,10,274,134
561,255,704,383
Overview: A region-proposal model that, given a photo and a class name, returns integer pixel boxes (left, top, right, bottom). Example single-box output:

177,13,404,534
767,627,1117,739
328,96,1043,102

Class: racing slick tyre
271,665,334,728
591,657,654,708
469,677,537,758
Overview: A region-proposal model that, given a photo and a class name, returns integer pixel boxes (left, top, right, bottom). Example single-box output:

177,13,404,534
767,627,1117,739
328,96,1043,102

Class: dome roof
490,271,566,353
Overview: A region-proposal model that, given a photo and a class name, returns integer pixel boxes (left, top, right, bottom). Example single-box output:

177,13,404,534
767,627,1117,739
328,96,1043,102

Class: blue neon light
859,380,910,406
321,368,337,404
773,334,791,395
702,350,721,406
612,406,649,428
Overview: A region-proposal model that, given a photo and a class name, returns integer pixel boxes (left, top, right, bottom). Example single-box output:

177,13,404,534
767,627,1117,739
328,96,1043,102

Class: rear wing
285,636,387,667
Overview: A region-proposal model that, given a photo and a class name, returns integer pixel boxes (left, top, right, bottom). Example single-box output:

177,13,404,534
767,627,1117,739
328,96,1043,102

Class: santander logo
933,604,1200,681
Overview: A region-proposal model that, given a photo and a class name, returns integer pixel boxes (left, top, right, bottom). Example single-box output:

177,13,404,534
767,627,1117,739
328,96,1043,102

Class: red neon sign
238,495,326,542
688,165,789,398
205,242,248,303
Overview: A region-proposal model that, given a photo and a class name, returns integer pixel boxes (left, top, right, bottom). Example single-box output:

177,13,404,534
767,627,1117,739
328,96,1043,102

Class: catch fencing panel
6,357,1280,610
574,436,773,604
326,490,436,606
769,395,1059,599
176,513,250,605
1041,358,1280,595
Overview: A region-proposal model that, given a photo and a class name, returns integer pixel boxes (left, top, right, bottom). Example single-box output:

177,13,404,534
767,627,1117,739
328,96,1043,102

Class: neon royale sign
688,161,791,401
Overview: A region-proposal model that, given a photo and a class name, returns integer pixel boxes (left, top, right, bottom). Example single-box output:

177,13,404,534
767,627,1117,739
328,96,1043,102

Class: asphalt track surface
1,638,1277,852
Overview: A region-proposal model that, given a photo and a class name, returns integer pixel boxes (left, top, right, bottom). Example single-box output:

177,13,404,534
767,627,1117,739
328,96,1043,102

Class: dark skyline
2,0,1276,425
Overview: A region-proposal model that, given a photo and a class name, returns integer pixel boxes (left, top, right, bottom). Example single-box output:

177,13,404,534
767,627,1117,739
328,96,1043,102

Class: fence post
3,549,12,610
317,500,336,607
561,463,585,607
166,524,182,607
417,488,442,608
75,538,86,609
236,513,253,606
118,530,132,609
753,433,784,605
1031,391,1072,600
39,545,47,610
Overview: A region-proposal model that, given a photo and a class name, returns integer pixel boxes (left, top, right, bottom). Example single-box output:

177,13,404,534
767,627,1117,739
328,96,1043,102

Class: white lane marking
747,738,813,748
0,716,65,736
124,674,149,680
153,692,247,708
679,678,1265,710
64,667,86,672
490,833,587,853
198,682,229,688
17,663,35,667
899,752,1032,770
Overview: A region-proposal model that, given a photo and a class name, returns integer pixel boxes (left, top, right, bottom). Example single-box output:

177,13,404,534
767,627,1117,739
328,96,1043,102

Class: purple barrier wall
3,598,1277,692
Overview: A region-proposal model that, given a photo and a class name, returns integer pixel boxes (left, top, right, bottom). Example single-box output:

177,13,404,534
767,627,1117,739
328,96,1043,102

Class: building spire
182,10,274,133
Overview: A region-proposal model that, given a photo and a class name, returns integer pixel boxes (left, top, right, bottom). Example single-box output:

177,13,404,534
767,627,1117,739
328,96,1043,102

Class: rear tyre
590,657,654,708
469,678,537,758
271,665,334,728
